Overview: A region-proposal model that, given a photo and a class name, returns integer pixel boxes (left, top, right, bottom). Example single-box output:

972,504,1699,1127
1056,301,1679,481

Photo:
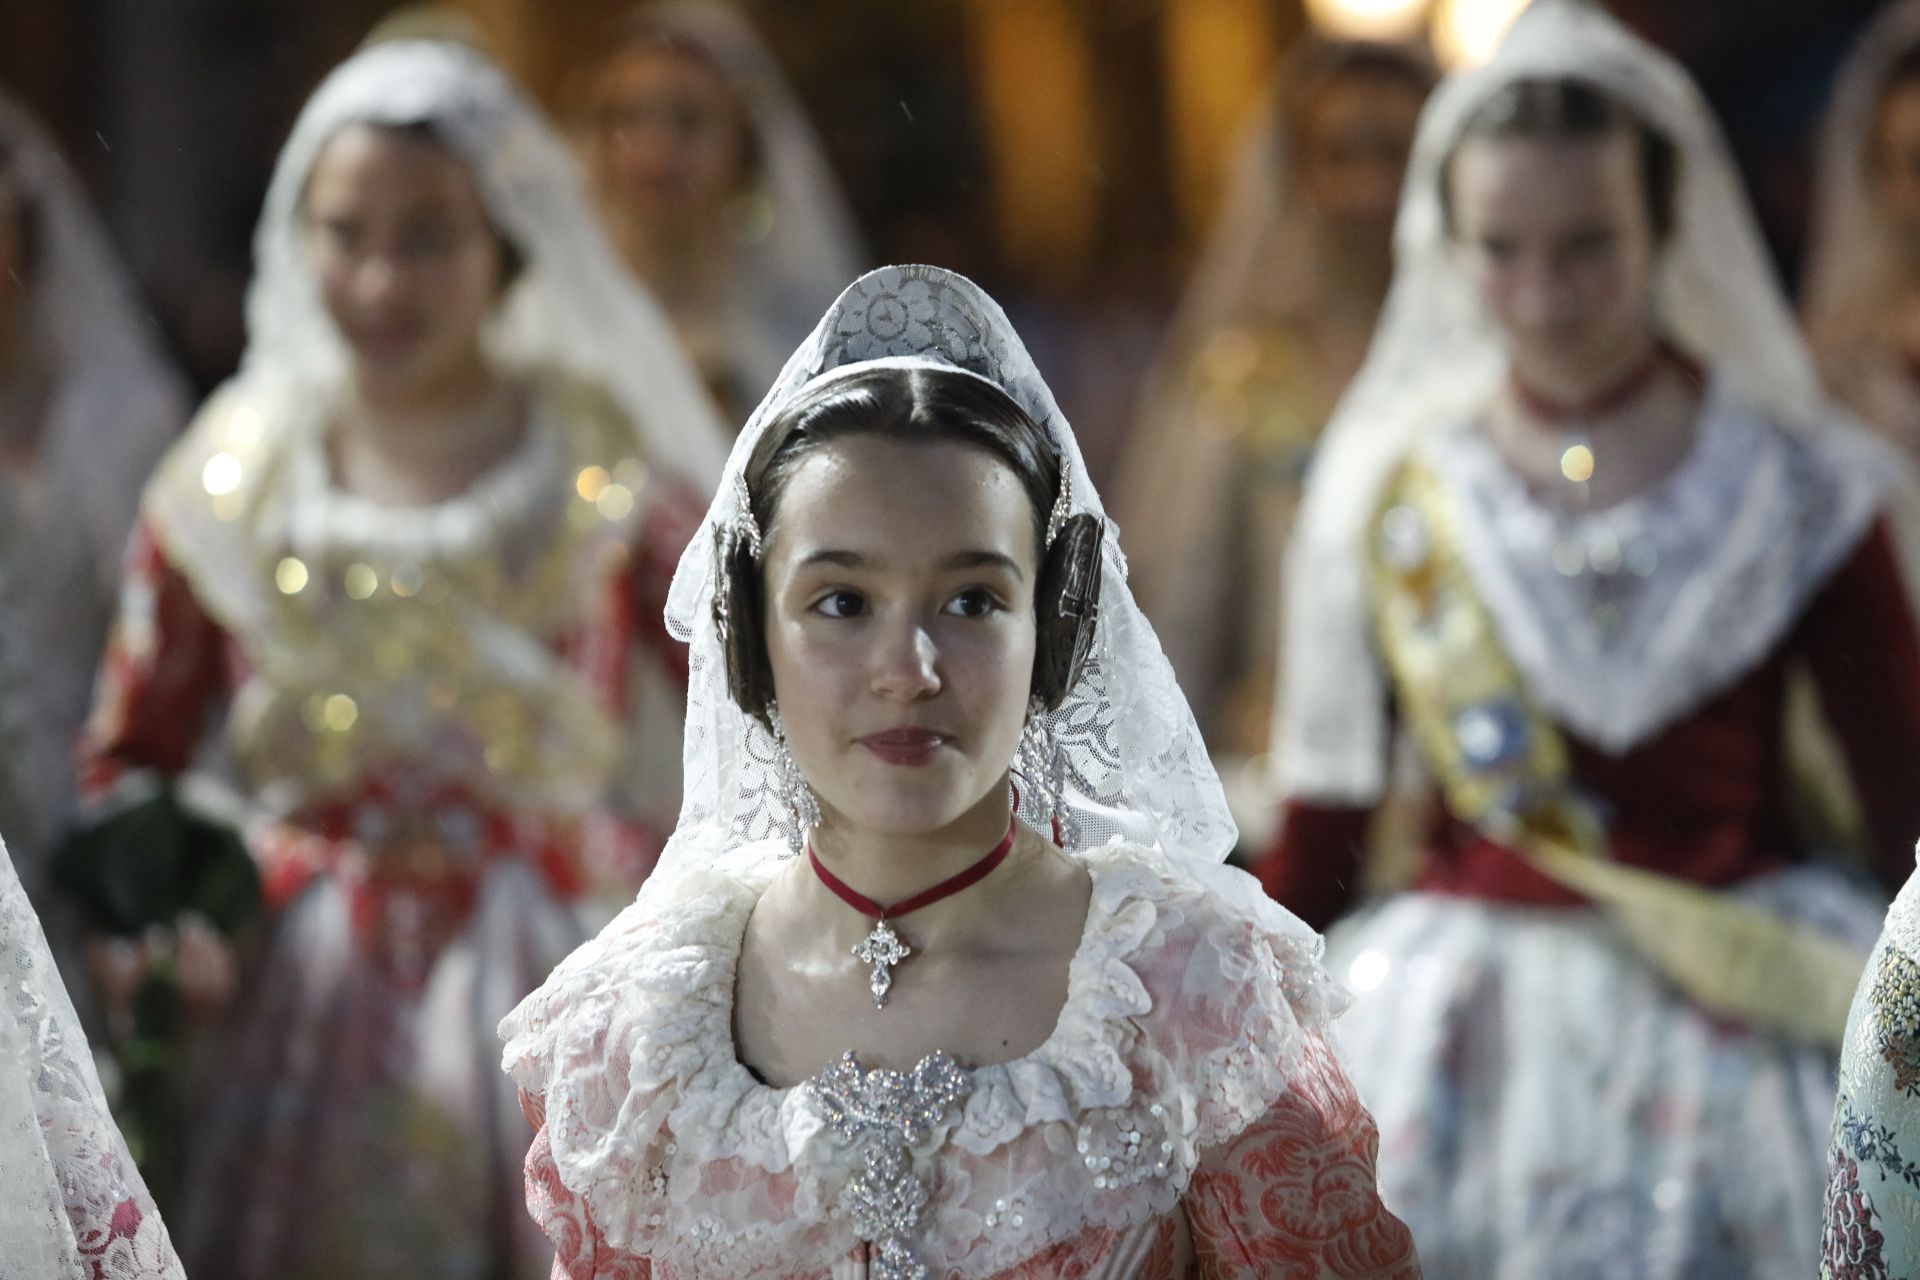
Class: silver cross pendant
852,919,912,1008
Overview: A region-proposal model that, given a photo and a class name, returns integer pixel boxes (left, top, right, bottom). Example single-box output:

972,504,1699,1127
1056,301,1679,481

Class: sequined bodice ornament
806,1051,971,1280
143,372,655,816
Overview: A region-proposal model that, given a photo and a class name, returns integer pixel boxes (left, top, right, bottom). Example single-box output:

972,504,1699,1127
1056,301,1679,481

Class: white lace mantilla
500,839,1341,1278
0,839,183,1278
1427,387,1888,754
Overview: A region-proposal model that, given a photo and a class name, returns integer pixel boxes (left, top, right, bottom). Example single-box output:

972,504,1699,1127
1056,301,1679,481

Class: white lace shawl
1426,382,1885,752
650,264,1239,875
499,839,1342,1277
0,837,184,1278
1276,0,1887,802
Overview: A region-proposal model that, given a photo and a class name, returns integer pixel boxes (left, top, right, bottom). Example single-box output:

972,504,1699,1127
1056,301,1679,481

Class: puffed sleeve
78,518,230,798
520,1091,653,1280
1184,1033,1422,1279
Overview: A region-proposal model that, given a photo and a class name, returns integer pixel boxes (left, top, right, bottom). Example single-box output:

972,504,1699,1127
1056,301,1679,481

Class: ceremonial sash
1370,458,1868,1048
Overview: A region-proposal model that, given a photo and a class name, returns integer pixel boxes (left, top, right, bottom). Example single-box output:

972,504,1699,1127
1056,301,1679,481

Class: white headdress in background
242,38,728,489
650,264,1236,880
1277,0,1840,801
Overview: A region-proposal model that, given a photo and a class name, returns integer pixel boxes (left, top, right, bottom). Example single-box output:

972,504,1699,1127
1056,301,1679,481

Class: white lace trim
280,374,566,562
0,839,184,1278
500,839,1341,1278
1429,387,1887,754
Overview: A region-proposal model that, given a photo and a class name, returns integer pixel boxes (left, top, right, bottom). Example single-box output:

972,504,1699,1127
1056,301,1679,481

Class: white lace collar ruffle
1428,383,1890,753
499,839,1340,1278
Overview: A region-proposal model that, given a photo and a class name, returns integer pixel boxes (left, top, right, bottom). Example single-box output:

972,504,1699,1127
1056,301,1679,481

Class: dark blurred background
0,0,1893,475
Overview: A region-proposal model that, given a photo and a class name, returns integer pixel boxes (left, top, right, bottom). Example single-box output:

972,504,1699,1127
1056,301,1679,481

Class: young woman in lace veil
577,0,865,426
1805,0,1920,462
1258,3,1920,1275
1115,40,1430,807
499,264,1419,1278
74,37,726,1279
0,91,189,874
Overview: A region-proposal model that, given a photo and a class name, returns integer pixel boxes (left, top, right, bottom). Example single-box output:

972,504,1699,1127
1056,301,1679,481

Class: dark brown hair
1442,77,1681,240
745,365,1059,558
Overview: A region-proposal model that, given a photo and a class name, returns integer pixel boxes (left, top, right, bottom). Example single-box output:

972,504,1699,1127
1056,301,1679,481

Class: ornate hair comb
732,472,764,558
1045,468,1073,548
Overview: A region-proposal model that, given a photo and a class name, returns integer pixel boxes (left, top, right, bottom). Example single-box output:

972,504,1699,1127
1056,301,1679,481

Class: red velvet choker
808,793,1019,1009
1511,342,1669,423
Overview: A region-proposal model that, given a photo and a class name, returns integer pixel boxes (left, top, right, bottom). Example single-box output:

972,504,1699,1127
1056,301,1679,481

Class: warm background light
1304,0,1432,43
1432,0,1532,68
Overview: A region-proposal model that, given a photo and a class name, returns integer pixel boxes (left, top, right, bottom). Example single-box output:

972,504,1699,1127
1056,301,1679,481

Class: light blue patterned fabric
1825,867,1920,1279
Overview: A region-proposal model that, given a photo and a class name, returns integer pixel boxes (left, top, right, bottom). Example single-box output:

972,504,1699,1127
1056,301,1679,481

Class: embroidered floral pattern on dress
1870,945,1920,1098
501,840,1363,1278
1826,877,1920,1280
1824,1152,1891,1280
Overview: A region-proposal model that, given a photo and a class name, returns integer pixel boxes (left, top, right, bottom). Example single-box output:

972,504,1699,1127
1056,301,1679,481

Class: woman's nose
868,621,941,701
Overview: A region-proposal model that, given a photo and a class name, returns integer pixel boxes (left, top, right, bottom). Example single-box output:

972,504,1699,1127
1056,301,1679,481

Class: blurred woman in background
0,92,188,883
1261,4,1920,1274
76,37,724,1280
580,0,865,426
1806,0,1920,465
1115,40,1430,839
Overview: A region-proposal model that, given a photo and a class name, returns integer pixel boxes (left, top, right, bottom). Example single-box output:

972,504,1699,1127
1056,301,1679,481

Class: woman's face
1450,129,1659,383
1296,70,1426,257
593,45,750,236
761,435,1040,838
304,123,509,400
1874,79,1920,239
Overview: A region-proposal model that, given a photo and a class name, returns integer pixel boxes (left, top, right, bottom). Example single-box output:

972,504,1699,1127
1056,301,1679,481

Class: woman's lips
858,728,949,766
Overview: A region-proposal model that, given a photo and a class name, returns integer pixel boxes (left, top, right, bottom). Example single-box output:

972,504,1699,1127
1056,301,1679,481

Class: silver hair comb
1045,468,1073,548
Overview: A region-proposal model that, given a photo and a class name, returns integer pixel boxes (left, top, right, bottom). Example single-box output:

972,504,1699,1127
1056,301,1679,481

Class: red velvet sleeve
78,519,229,798
519,1092,652,1280
1794,518,1920,891
1184,1034,1421,1279
1255,802,1375,932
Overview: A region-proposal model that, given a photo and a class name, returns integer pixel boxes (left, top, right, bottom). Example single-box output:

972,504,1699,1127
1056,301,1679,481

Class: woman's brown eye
814,590,866,619
945,589,1000,618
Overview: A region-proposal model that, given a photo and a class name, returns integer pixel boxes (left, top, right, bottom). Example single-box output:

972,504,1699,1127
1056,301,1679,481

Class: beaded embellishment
807,1051,970,1280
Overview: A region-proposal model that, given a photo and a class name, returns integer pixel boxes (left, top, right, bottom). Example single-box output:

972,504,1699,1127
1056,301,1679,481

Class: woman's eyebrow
791,548,1025,580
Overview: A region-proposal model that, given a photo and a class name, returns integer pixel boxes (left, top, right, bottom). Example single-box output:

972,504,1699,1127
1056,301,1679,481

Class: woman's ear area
1030,511,1104,710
